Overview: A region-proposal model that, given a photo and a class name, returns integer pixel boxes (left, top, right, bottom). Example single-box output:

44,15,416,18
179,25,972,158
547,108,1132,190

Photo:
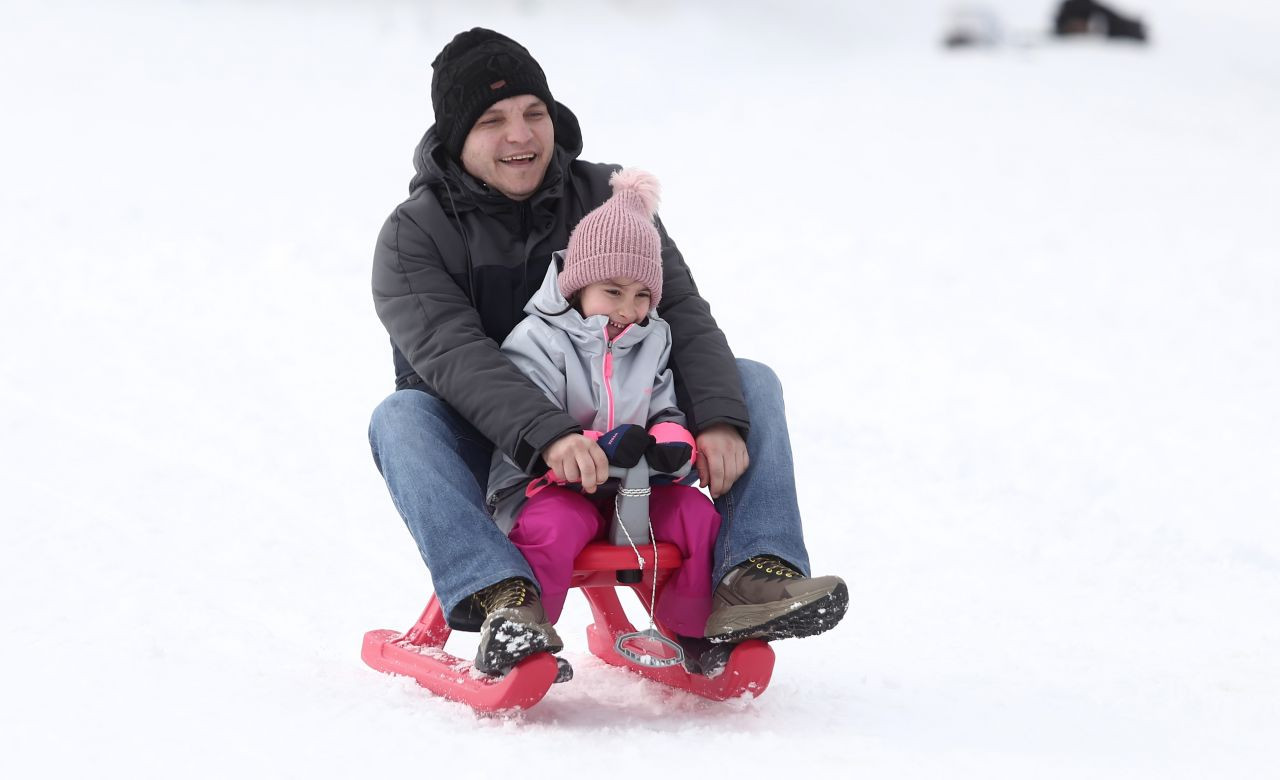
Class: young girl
486,169,723,675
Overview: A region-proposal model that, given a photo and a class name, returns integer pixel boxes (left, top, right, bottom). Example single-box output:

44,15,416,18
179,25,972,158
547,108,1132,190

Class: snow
2,0,1278,777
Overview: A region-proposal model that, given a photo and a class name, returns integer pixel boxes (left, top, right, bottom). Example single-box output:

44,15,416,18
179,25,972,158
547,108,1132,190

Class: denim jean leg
368,390,536,626
712,359,812,583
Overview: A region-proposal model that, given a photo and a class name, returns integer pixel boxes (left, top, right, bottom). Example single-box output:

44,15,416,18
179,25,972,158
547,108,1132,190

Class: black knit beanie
430,28,557,160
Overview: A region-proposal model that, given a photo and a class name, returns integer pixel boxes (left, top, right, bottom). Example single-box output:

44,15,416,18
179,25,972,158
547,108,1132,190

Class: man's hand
542,433,610,493
695,423,748,498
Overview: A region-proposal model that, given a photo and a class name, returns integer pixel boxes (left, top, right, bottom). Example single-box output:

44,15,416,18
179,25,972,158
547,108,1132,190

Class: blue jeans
368,359,811,630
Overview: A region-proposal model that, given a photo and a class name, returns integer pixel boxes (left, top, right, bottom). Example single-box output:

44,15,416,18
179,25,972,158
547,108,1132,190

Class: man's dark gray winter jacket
372,102,747,474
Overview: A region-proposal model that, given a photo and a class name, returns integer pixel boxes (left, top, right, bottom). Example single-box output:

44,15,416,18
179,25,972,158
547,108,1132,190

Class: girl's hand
695,423,749,498
543,433,610,493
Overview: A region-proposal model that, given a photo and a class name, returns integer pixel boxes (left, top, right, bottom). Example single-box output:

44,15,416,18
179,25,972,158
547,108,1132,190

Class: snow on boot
704,556,848,644
472,578,564,676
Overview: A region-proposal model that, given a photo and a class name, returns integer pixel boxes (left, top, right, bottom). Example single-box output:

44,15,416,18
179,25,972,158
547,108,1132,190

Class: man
369,28,847,678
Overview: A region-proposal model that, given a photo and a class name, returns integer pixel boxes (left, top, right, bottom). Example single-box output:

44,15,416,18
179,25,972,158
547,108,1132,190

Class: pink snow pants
507,484,721,638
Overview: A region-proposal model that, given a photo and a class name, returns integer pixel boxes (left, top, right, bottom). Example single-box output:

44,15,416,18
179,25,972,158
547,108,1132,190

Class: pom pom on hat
608,168,661,217
559,168,665,308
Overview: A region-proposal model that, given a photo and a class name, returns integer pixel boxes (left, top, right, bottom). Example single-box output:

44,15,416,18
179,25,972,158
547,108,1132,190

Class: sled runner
361,462,776,712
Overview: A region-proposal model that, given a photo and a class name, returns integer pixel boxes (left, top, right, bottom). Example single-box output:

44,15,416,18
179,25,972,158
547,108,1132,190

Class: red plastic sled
362,541,775,711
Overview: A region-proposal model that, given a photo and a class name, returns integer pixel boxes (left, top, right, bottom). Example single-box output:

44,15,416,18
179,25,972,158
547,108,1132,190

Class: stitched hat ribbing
559,168,664,309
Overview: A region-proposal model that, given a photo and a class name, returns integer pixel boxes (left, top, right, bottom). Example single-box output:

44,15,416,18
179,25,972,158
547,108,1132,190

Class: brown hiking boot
704,556,848,644
472,578,565,676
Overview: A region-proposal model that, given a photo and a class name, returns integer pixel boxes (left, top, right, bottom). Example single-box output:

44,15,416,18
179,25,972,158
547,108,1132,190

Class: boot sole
474,617,564,676
553,656,574,683
705,582,849,644
682,643,736,678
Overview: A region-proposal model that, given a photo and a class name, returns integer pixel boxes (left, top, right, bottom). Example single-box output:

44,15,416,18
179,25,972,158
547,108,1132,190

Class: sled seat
571,540,682,587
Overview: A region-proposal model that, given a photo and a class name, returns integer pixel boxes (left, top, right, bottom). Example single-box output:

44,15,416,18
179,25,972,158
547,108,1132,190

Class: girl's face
578,278,652,340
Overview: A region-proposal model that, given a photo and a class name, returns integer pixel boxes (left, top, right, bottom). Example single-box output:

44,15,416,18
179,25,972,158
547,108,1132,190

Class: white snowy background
2,0,1277,777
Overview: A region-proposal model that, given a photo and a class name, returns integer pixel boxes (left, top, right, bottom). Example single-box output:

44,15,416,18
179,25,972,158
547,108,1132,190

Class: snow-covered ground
3,0,1277,776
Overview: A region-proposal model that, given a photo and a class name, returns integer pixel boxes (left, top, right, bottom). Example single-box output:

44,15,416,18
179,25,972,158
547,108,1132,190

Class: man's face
459,95,554,201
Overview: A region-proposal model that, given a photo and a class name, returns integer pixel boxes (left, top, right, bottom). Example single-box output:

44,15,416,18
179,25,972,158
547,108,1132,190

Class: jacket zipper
602,324,633,430
604,332,616,429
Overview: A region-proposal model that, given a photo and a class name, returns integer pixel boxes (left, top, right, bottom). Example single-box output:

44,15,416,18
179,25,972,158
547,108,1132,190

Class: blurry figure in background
943,5,1004,49
1054,0,1148,42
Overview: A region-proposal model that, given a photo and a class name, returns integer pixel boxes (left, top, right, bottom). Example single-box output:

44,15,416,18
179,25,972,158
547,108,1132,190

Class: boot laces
476,578,533,613
747,555,800,579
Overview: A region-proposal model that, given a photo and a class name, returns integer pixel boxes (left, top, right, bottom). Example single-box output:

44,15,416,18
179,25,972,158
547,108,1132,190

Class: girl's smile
578,277,652,340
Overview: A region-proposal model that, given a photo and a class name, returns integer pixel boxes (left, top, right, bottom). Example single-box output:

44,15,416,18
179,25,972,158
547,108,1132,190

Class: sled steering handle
606,459,655,547
604,457,687,669
604,449,694,546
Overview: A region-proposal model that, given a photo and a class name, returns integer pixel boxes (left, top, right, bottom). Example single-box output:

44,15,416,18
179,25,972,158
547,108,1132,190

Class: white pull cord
613,486,684,668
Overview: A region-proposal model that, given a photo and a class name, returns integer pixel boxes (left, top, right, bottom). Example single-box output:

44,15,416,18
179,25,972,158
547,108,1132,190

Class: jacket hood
408,100,585,201
524,252,662,352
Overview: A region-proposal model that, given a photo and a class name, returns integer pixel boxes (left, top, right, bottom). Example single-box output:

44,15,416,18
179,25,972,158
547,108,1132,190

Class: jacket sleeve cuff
648,421,694,447
516,412,583,473
688,398,751,440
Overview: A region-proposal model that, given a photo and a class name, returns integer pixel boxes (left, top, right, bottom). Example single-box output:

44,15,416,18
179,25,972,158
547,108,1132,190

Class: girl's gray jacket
487,254,685,533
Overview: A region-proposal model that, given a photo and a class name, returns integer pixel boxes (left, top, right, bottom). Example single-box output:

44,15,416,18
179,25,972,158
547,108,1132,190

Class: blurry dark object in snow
1053,0,1148,42
943,5,1003,48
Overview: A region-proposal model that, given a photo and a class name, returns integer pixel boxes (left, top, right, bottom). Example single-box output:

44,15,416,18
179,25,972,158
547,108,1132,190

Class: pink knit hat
559,168,664,308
